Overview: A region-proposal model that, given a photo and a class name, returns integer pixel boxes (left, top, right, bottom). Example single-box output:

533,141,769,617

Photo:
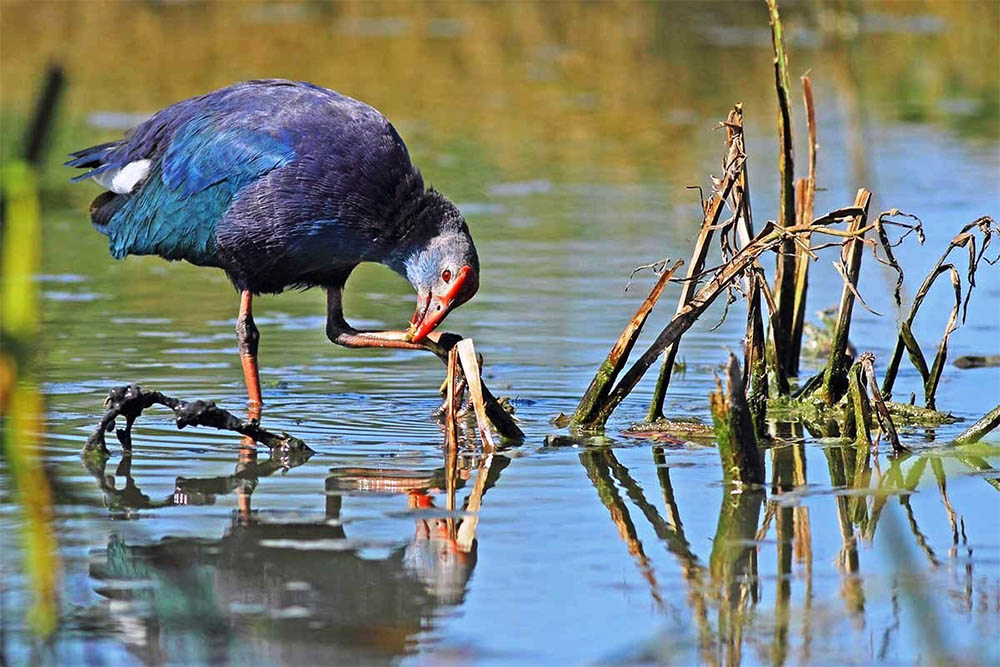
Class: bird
68,79,480,416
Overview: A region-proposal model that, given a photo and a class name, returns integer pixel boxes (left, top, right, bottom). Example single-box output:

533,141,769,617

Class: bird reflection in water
84,442,509,664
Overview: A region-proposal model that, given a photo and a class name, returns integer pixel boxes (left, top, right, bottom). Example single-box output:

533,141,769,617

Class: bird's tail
67,142,127,227
65,141,119,174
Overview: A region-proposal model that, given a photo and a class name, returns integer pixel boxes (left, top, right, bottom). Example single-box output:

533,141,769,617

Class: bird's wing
86,114,297,262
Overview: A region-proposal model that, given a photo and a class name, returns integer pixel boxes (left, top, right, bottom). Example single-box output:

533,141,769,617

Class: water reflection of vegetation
82,443,508,663
582,438,995,665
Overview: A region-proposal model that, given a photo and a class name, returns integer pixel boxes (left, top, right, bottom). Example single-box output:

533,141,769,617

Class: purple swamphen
68,80,480,413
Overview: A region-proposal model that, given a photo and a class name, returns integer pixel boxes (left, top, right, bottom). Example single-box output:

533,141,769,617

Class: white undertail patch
93,159,152,194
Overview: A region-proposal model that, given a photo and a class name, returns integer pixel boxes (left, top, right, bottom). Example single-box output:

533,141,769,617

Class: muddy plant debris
85,384,313,458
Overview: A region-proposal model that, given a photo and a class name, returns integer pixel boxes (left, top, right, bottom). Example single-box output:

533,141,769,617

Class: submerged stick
85,384,312,457
819,188,871,405
953,404,1000,445
572,259,683,426
456,339,496,452
710,353,765,486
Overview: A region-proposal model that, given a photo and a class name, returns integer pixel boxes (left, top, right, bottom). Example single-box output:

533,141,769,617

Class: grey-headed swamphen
68,79,480,413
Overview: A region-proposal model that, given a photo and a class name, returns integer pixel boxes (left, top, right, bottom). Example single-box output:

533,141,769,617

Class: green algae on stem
953,404,1000,445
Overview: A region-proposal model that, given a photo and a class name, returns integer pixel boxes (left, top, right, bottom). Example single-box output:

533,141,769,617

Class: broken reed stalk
425,334,524,441
724,105,770,434
572,259,684,427
766,0,797,382
881,217,998,409
647,212,718,421
647,103,759,422
445,348,460,450
844,353,907,454
953,403,1000,445
788,75,818,377
844,362,873,449
85,384,313,457
819,188,871,405
456,338,496,452
859,353,906,454
743,273,768,438
710,353,765,486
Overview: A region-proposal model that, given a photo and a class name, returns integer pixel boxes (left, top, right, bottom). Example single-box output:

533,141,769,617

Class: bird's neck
382,189,456,277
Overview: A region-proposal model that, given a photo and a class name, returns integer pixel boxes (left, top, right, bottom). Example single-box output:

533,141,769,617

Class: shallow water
2,2,999,665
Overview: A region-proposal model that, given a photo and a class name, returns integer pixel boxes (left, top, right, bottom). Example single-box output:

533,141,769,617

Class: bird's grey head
403,194,480,342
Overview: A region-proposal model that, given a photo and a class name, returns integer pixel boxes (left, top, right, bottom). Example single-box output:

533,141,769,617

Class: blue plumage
102,117,295,261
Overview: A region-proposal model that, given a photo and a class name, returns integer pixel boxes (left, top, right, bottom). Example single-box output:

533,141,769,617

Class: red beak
409,265,475,343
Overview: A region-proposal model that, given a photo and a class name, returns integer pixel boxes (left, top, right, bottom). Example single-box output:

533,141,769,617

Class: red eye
442,269,452,283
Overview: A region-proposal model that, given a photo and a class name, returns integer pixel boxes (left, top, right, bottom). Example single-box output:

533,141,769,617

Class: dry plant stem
725,105,770,430
744,279,769,437
572,259,683,426
881,217,997,408
456,339,496,452
953,404,1000,445
445,348,459,450
422,333,525,442
766,0,798,380
647,212,718,421
85,384,312,456
647,109,748,421
757,273,791,396
819,189,871,405
789,75,818,376
710,353,765,485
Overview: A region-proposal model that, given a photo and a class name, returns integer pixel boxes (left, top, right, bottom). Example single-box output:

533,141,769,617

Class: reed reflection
577,439,992,665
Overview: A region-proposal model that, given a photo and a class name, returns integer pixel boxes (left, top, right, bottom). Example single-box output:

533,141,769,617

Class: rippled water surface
2,2,999,665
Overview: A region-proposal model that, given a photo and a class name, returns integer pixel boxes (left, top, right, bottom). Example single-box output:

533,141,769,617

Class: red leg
236,290,263,417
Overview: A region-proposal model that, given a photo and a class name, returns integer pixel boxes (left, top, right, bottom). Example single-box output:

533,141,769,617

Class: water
2,2,999,664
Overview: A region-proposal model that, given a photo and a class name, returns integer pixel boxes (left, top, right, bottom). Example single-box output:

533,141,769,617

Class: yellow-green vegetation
0,161,61,637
